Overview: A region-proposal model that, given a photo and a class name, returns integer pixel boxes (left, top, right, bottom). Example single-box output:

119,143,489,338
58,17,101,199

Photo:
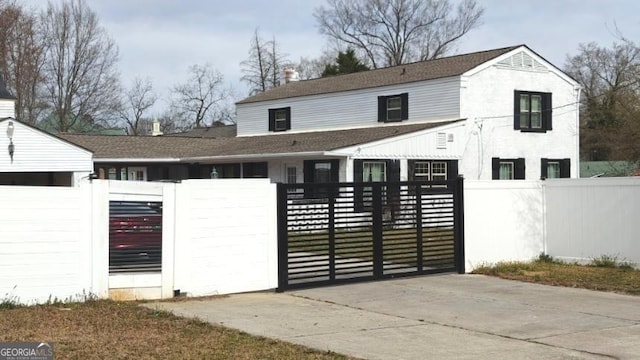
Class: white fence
2,177,639,304
464,181,545,270
464,177,640,270
0,179,277,305
545,178,640,265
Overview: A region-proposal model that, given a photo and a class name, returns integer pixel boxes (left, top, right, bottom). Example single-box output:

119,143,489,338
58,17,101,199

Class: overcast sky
22,0,640,115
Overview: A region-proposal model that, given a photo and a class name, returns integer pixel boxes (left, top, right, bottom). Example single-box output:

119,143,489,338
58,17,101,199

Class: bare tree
314,0,484,68
241,29,270,94
240,29,289,95
119,77,157,135
294,50,336,80
0,1,45,124
565,40,640,161
170,63,231,128
40,0,121,132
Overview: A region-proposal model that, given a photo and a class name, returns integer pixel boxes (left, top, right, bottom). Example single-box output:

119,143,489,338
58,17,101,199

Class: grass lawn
0,299,352,360
289,226,455,266
472,254,640,295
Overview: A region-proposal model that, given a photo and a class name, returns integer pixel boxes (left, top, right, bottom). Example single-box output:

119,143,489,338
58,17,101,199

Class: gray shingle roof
59,120,462,160
237,45,522,104
166,125,237,138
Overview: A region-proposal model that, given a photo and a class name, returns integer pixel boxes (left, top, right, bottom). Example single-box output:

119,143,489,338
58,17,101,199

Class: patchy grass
473,255,640,295
0,300,353,360
289,227,455,267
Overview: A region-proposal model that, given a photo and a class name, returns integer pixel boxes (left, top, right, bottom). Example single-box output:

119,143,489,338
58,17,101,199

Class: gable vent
497,51,547,71
436,132,447,149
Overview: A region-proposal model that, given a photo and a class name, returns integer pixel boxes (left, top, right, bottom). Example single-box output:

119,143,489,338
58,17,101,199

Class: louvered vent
497,51,547,71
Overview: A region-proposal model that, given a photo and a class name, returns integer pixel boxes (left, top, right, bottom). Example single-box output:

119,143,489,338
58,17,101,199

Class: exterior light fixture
210,166,219,179
6,120,14,163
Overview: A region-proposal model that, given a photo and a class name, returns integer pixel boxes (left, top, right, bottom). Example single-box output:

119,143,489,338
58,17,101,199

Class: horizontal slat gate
277,178,464,291
109,201,163,274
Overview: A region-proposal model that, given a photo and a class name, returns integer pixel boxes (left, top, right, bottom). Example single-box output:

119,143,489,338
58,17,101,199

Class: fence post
372,183,383,278
276,183,288,292
453,176,466,274
328,190,336,281
415,183,423,271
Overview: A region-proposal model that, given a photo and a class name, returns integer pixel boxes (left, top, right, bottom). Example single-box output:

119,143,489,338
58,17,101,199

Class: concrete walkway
147,275,640,359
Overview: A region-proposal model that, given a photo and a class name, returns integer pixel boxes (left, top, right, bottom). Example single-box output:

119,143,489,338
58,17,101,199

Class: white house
0,77,94,186
232,44,580,184
61,45,580,186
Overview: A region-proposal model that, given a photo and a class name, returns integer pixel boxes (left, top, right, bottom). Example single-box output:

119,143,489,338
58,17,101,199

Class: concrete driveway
147,275,640,359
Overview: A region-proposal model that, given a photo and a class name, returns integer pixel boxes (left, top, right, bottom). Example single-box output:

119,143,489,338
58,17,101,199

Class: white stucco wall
459,49,580,180
464,180,545,271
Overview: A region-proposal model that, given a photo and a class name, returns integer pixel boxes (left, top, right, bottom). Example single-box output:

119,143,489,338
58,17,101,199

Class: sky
21,0,640,115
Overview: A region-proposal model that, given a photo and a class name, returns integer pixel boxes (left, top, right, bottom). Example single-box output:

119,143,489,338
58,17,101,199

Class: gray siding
237,76,461,136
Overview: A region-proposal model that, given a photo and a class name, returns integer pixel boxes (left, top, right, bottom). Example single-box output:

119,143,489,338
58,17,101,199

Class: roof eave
181,151,331,162
94,158,182,163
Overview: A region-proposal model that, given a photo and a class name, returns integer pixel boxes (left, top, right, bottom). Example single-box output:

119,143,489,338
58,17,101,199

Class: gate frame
276,176,465,292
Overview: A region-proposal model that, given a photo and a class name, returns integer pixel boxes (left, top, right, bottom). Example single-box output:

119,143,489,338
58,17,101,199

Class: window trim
492,157,525,180
378,93,409,123
268,107,291,132
353,159,401,212
541,158,570,179
514,90,552,132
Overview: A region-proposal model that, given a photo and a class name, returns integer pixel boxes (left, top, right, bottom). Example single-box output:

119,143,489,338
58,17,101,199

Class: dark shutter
491,158,500,180
329,159,340,182
387,160,401,217
514,91,521,130
407,160,416,181
561,158,571,178
353,159,364,211
285,107,292,130
377,96,386,122
303,160,314,198
541,158,548,179
400,93,409,120
543,93,552,130
515,158,526,179
407,160,416,196
447,160,458,180
268,109,275,131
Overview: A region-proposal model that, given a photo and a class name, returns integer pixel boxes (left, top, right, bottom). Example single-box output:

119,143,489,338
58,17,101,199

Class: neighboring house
58,44,580,186
0,119,94,186
0,78,93,186
0,75,15,119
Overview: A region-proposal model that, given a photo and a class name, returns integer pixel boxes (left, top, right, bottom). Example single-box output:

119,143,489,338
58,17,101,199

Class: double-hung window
362,161,386,207
268,107,291,132
514,91,552,132
412,161,448,183
541,158,570,178
378,93,408,122
492,158,525,180
353,159,401,212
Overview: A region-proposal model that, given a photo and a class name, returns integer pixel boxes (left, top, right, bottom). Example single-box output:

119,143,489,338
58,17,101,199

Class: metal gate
109,201,163,273
277,177,464,291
